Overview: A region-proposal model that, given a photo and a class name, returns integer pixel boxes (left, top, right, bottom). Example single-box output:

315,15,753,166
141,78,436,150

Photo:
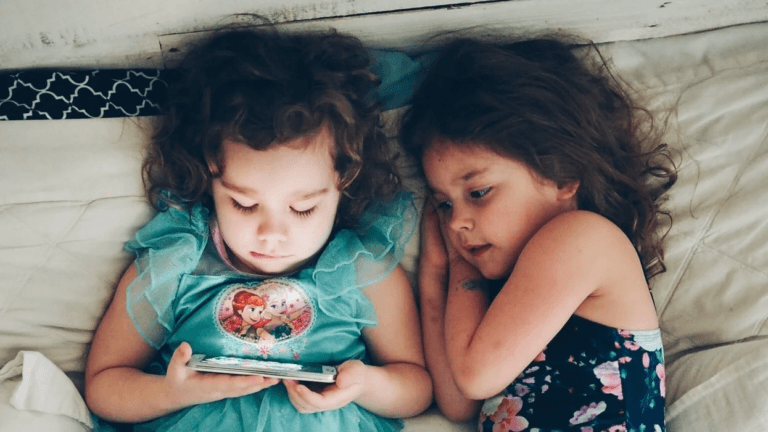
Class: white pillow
0,117,154,375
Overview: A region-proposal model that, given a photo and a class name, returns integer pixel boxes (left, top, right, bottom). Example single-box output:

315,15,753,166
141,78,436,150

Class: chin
476,262,513,281
254,256,313,276
479,268,503,281
252,263,295,276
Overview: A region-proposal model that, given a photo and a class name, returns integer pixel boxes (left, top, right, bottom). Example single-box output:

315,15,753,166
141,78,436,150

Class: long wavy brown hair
401,37,677,281
143,27,401,229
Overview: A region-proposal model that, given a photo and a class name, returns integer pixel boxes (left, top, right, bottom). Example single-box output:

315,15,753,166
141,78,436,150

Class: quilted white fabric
0,22,767,432
0,117,153,375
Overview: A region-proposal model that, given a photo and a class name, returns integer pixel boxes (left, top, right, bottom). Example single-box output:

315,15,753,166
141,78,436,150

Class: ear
207,158,221,177
557,180,580,201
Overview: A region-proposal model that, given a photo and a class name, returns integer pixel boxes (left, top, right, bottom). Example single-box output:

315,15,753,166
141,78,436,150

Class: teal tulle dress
92,191,417,432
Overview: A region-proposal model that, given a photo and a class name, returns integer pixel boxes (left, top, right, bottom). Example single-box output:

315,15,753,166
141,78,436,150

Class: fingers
172,342,192,364
215,373,280,396
420,202,450,271
283,379,319,413
334,360,365,389
283,360,365,414
283,380,342,414
166,342,194,382
165,342,279,405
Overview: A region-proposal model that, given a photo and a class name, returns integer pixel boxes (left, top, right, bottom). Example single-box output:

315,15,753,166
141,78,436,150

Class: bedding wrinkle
655,99,768,320
0,195,145,208
0,202,86,312
694,241,768,278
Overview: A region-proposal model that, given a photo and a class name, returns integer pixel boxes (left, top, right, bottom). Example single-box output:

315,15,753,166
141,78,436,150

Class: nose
448,204,474,232
256,210,288,245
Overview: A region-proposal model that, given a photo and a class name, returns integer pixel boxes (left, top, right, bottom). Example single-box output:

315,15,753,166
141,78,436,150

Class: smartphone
186,354,337,383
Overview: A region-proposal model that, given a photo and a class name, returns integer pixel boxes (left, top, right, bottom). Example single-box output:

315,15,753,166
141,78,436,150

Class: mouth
464,244,491,257
250,252,289,260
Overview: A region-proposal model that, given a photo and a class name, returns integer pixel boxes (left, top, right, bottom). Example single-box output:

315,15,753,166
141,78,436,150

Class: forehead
219,127,337,190
423,140,532,188
423,141,496,177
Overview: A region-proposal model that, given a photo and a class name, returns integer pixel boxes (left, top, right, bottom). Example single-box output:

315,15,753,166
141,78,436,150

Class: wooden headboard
2,0,767,70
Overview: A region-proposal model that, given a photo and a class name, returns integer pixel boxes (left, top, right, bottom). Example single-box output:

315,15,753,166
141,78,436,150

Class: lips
250,251,288,260
464,244,491,257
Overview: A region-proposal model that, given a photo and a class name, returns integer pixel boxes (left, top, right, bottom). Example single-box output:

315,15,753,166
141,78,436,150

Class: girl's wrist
418,265,449,297
160,376,193,413
352,363,374,403
420,261,448,279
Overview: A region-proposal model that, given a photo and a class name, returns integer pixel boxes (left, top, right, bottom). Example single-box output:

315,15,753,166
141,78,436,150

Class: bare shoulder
514,210,645,297
539,210,629,243
527,210,637,264
527,211,657,329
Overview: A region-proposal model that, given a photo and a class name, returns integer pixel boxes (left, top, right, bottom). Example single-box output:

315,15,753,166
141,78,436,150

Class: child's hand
421,200,464,271
282,360,367,414
163,342,279,407
420,201,450,273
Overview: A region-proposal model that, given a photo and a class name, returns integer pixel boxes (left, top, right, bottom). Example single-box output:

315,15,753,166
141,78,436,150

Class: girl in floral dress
401,37,675,432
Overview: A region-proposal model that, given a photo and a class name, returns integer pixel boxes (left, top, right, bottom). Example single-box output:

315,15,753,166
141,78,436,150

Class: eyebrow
460,168,489,182
427,168,490,196
220,179,330,201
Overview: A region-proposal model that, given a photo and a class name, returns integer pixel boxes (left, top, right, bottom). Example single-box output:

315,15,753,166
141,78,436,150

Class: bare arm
418,203,482,421
283,265,433,418
85,264,278,422
358,265,433,417
444,211,646,400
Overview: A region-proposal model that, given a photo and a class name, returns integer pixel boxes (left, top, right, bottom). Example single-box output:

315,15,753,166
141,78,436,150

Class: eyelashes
231,199,256,213
470,187,491,199
292,208,315,218
434,187,493,210
231,198,316,218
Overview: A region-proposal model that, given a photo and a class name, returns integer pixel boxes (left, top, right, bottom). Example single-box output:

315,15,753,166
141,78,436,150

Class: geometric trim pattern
0,69,168,120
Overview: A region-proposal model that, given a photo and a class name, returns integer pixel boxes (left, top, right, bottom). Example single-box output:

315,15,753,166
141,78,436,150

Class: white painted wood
1,0,767,70
0,0,490,70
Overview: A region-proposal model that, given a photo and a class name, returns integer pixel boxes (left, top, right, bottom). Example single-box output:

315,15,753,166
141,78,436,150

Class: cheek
220,214,249,242
446,230,465,252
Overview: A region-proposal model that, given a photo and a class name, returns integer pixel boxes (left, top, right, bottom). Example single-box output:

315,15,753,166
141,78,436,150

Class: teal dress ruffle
94,191,417,432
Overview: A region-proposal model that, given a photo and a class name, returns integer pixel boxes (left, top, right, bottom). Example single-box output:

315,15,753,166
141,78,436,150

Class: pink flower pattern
482,396,529,432
480,317,664,431
656,363,666,398
593,361,623,400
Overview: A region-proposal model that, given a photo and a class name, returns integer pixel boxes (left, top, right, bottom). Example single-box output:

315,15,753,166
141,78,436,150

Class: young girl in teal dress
84,28,432,432
401,37,676,431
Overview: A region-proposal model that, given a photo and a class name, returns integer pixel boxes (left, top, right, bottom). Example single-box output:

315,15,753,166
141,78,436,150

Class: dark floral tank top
479,314,665,432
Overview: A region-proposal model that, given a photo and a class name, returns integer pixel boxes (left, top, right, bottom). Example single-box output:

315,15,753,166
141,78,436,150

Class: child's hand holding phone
282,359,367,414
169,342,280,408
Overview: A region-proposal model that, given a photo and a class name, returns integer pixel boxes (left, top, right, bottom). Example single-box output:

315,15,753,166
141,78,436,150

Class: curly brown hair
400,37,677,281
143,27,401,229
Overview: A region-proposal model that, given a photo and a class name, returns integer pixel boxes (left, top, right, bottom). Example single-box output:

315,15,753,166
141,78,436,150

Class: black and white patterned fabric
0,69,169,120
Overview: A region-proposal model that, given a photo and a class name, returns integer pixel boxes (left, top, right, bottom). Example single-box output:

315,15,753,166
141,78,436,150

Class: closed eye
232,198,257,213
292,207,316,218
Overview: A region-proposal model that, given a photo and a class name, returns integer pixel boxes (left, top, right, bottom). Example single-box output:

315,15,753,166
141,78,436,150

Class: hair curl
143,27,401,229
401,37,677,281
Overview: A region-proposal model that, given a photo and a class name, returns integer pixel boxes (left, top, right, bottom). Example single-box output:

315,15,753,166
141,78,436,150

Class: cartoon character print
217,278,314,349
220,290,273,342
286,296,311,334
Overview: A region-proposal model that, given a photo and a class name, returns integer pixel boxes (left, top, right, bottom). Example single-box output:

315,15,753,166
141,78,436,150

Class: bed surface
1,18,767,432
